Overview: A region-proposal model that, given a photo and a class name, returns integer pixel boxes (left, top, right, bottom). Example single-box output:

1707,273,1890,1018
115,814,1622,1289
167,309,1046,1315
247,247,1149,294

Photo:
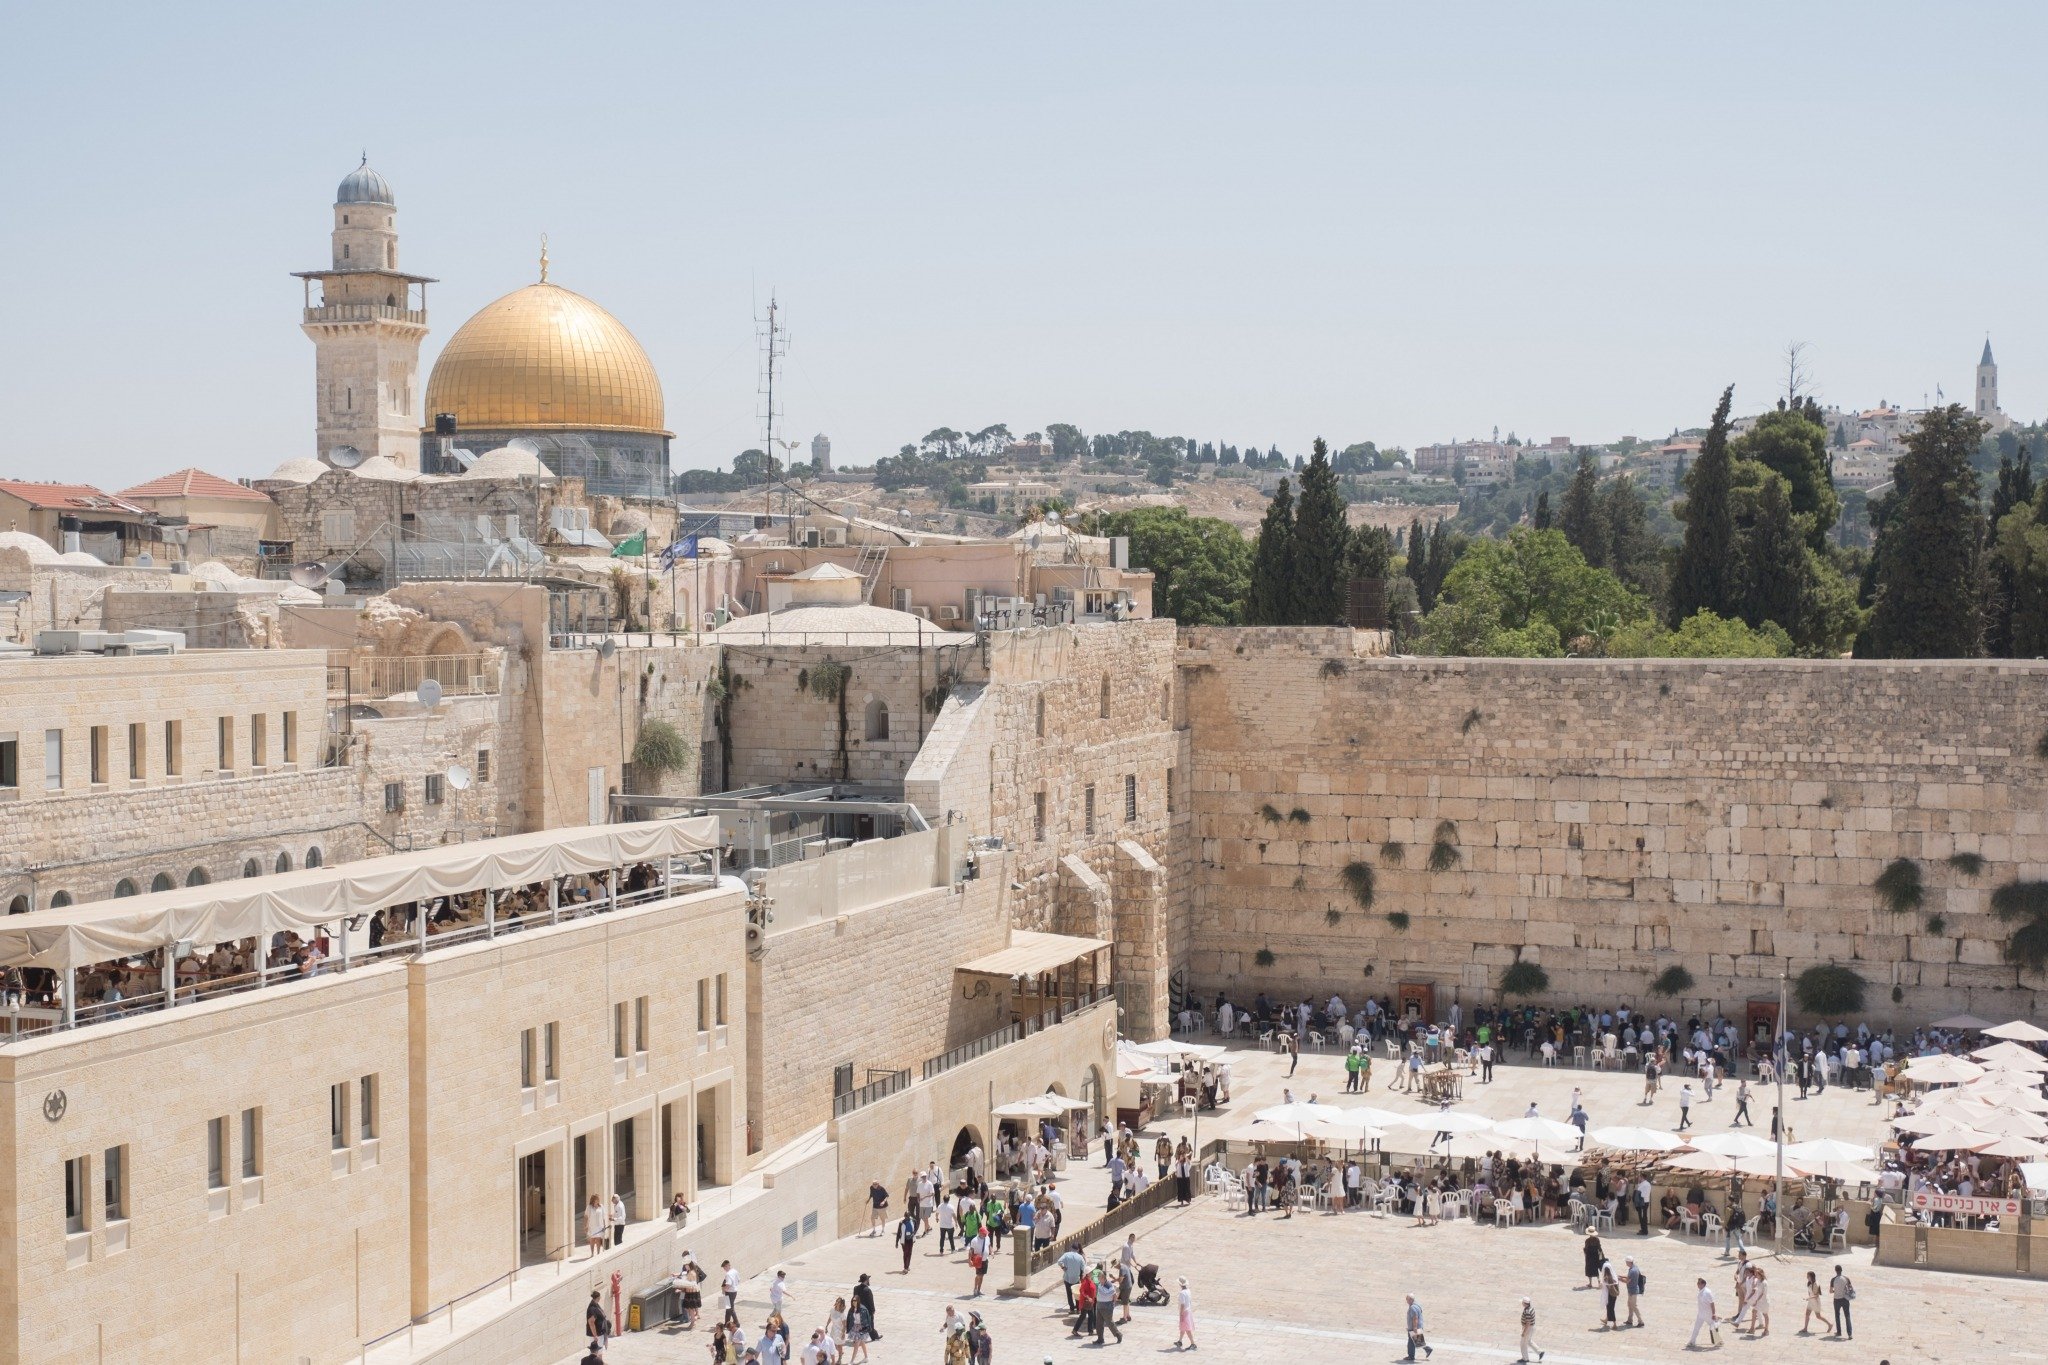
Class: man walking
1828,1264,1853,1339
1677,1083,1694,1132
1688,1277,1719,1349
721,1260,741,1317
1623,1257,1645,1327
1058,1246,1086,1312
1479,1040,1495,1083
1635,1175,1652,1235
1517,1296,1544,1362
1732,1080,1752,1127
895,1209,918,1274
867,1180,890,1236
1345,1045,1362,1092
1404,1293,1432,1361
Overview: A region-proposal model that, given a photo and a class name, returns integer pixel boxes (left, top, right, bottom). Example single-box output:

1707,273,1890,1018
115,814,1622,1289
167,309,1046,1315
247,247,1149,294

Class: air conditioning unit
912,606,932,620
964,587,984,621
891,588,913,612
801,528,821,548
822,527,847,546
937,604,962,623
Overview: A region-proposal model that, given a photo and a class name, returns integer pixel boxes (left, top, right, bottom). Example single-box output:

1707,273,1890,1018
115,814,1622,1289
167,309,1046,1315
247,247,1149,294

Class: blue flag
659,536,699,567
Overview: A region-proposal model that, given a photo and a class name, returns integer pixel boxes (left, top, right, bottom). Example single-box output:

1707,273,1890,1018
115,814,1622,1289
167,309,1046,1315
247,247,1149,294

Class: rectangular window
329,1082,348,1151
1165,768,1174,815
0,733,16,789
714,973,729,1027
216,716,232,771
164,720,182,777
44,729,61,790
614,1001,629,1059
103,1145,126,1223
476,749,491,782
1033,790,1047,843
64,1157,87,1234
207,1116,226,1190
89,726,108,785
1083,784,1096,836
281,712,297,765
128,723,144,780
358,1075,377,1142
520,1027,536,1088
424,773,444,806
321,511,356,545
383,781,404,813
1125,774,1138,822
250,714,267,768
696,978,709,1033
240,1107,261,1179
635,995,649,1053
543,1022,559,1081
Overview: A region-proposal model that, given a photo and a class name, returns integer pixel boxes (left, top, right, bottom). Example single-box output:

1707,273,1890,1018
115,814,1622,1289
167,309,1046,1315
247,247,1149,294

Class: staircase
854,542,889,603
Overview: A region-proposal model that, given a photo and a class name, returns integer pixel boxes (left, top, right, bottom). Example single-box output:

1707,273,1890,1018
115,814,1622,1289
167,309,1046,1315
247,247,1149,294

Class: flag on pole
610,532,647,559
659,536,699,568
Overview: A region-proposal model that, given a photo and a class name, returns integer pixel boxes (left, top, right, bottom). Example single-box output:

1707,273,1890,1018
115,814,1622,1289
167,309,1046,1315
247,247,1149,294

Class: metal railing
348,653,502,700
922,989,1115,1083
1021,1137,1228,1279
306,303,426,326
833,1068,911,1118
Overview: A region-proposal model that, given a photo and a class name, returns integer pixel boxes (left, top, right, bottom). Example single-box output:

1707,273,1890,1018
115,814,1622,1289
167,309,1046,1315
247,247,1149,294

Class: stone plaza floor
570,1041,2047,1363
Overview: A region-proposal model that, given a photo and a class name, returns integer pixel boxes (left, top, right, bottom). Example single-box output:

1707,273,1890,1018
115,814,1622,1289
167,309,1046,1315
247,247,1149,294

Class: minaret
292,158,434,469
1977,337,2000,424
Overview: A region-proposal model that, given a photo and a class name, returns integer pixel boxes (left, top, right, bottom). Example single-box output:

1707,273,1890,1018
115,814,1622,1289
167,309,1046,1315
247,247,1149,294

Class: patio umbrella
1909,1127,1996,1153
2020,1161,2048,1191
1493,1116,1585,1149
1127,1039,1228,1062
1970,1134,2048,1159
1957,1085,2048,1113
1330,1105,1420,1129
1253,1100,1348,1145
1785,1138,1878,1164
1663,1149,1779,1178
1687,1131,1779,1160
1393,1110,1494,1136
1891,1112,1957,1136
1588,1126,1690,1153
991,1095,1069,1119
1931,1013,1996,1030
1970,1041,2048,1072
1903,1054,1986,1084
1984,1020,2048,1043
1960,1108,2048,1139
1788,1159,1879,1183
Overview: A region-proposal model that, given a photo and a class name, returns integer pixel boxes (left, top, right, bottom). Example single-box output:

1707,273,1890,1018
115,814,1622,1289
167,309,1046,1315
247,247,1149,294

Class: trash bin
627,1283,673,1331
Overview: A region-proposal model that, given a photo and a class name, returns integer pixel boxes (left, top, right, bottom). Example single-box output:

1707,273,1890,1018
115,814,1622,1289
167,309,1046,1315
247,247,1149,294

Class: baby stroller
1136,1264,1171,1307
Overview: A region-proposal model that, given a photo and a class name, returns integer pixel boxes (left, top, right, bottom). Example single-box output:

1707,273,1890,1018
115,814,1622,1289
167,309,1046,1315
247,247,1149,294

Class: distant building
810,432,832,472
965,479,1057,514
1413,439,1513,478
1978,338,2011,433
1833,442,1894,489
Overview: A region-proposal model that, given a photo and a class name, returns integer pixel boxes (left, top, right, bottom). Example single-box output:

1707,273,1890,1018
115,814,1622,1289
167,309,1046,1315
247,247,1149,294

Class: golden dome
423,282,668,436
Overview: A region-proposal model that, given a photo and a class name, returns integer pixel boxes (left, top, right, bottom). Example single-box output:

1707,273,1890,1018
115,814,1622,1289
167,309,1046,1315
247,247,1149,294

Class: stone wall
1179,630,2048,1026
722,642,973,790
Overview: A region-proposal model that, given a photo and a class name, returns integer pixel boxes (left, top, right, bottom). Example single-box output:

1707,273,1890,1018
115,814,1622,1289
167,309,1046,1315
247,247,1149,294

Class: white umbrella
1970,1041,2048,1072
1931,1013,1996,1030
1890,1112,1956,1136
992,1095,1069,1119
1664,1149,1779,1178
1330,1105,1420,1129
1127,1038,1228,1062
1903,1054,1986,1084
1910,1127,1996,1153
1789,1159,1879,1183
2020,1161,2048,1191
1962,1108,2048,1139
1588,1126,1690,1153
1957,1085,2048,1113
1686,1131,1779,1160
1493,1116,1584,1147
1228,1118,1354,1146
1785,1138,1878,1164
1254,1101,1347,1126
1984,1020,2048,1043
1393,1110,1495,1136
1971,1134,2048,1159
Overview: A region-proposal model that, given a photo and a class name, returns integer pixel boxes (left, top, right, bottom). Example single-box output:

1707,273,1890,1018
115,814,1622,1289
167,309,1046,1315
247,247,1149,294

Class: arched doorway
6,896,27,915
305,847,323,869
948,1125,984,1181
275,852,292,875
150,873,173,893
114,879,138,898
1080,1065,1106,1136
185,867,210,887
242,859,260,879
48,891,72,908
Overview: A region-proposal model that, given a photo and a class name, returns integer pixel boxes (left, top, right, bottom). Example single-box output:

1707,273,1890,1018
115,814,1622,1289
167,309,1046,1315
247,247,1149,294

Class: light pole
1773,961,1788,1257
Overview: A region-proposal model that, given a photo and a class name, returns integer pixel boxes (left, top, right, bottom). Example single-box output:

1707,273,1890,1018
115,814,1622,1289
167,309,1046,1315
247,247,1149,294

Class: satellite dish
289,561,331,589
1045,510,1062,524
597,639,618,660
446,764,473,791
327,445,365,469
416,678,443,709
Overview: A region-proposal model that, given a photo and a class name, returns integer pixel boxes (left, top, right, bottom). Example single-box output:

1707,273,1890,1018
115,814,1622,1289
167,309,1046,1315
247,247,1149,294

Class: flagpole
1773,962,1787,1259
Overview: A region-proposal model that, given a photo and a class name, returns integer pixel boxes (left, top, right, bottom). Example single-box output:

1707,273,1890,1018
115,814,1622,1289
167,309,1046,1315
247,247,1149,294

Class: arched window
243,859,260,879
6,896,26,915
114,879,138,898
48,891,72,908
151,873,174,893
186,867,210,887
1099,674,1111,719
306,847,323,869
864,698,889,742
275,853,292,875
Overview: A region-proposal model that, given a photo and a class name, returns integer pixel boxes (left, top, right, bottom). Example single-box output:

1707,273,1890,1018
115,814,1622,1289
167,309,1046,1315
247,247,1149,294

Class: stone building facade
1178,629,2048,1026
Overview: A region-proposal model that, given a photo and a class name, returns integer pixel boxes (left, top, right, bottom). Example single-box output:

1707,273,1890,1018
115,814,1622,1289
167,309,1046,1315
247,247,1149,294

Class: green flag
611,532,647,558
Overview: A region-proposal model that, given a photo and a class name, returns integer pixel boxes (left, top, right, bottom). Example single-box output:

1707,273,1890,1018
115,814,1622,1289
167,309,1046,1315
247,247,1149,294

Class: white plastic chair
1827,1225,1848,1251
1703,1211,1723,1242
1493,1198,1516,1226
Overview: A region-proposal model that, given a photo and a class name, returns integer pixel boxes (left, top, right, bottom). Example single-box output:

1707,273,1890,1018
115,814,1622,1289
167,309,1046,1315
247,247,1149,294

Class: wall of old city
1179,630,2048,1026
719,641,976,791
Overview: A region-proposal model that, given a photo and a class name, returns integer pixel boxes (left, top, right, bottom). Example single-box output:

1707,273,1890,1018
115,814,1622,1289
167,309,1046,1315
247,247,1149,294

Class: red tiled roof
0,480,147,514
117,467,271,503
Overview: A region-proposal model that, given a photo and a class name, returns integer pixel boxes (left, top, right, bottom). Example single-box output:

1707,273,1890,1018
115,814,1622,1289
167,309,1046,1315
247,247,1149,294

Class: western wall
1177,627,2048,1026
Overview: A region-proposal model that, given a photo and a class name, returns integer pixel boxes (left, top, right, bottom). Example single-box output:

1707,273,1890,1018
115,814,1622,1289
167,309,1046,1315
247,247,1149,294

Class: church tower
1977,338,2000,423
293,159,434,469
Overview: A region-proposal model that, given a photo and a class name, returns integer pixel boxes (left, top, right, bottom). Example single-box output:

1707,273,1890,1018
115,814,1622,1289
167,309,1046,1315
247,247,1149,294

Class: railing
833,1068,912,1118
351,653,502,700
922,989,1115,1083
1021,1137,1229,1280
306,303,426,326
358,1234,581,1364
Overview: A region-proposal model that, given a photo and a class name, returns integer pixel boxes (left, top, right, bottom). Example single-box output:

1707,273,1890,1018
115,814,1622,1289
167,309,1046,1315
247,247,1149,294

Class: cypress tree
1740,475,1808,635
1669,386,1741,626
1557,452,1605,566
1420,525,1461,614
1291,438,1350,625
1244,477,1296,625
1983,444,2035,657
1532,490,1553,531
1857,404,1985,658
1600,473,1659,601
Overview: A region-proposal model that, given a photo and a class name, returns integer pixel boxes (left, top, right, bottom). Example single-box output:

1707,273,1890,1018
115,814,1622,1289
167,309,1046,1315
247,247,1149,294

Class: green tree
1081,507,1251,626
1045,423,1087,460
1730,402,1840,549
1291,439,1351,625
1993,494,2048,656
1669,386,1741,626
1857,404,1985,658
1984,445,2036,657
1421,527,1649,656
1600,473,1662,603
1346,524,1393,581
1740,474,1808,635
1606,609,1791,659
1244,477,1297,625
1557,452,1605,566
1532,490,1553,531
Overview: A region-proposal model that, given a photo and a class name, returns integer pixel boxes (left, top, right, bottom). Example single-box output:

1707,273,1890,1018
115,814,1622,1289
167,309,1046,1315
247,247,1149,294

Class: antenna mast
757,296,789,525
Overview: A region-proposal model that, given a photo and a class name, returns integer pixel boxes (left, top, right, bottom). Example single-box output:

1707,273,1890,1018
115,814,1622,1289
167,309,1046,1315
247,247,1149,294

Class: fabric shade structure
1970,1134,2048,1159
1959,1108,2048,1139
1931,1013,1996,1030
1970,1041,2048,1072
1426,1131,1577,1164
1393,1110,1494,1136
1125,1039,1228,1062
1785,1138,1878,1164
0,817,721,971
1787,1159,1879,1184
2021,1161,2048,1191
1325,1105,1417,1131
1662,1149,1778,1178
1685,1131,1778,1160
991,1095,1071,1120
1253,1101,1348,1127
1587,1126,1690,1153
1909,1127,1997,1153
1955,1085,2048,1113
1984,1020,2048,1043
1492,1116,1584,1147
1902,1054,1986,1084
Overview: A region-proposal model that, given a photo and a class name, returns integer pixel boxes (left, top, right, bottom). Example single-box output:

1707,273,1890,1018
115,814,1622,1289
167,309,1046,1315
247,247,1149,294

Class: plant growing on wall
1260,804,1284,823
805,659,852,779
1874,858,1923,914
1461,707,1483,734
1384,911,1410,931
1341,861,1376,910
630,718,691,781
1989,880,2048,975
1379,840,1405,867
1500,960,1549,996
1254,947,1276,967
1650,964,1695,996
1321,658,1347,678
1794,963,1867,1017
1926,913,1947,935
1946,851,1986,877
1325,908,1343,926
2036,732,2048,760
1428,820,1460,873
1288,808,1311,824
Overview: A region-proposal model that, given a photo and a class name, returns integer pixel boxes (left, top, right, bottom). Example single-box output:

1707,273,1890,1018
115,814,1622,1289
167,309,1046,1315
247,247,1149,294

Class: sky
3,2,2043,488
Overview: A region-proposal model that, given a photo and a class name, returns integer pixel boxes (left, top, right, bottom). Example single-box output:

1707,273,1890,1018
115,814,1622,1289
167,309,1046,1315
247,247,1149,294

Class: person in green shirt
1345,1047,1364,1093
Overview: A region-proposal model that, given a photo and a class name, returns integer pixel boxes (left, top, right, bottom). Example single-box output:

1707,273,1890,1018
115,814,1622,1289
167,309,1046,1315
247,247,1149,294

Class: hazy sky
3,3,2041,488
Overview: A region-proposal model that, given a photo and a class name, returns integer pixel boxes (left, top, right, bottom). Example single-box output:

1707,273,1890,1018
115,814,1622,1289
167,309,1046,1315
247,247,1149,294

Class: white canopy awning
957,930,1109,978
0,817,721,971
993,1095,1071,1119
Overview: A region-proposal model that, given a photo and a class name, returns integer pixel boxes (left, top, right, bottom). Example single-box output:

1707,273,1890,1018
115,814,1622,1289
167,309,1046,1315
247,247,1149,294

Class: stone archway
948,1124,984,1180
